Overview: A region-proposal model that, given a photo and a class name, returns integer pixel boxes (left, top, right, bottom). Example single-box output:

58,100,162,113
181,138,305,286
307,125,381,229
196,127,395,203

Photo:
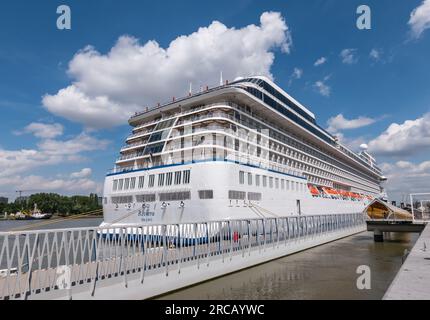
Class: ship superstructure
101,76,385,226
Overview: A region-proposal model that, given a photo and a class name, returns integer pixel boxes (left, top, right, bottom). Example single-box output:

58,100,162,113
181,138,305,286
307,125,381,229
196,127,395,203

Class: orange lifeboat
308,185,320,196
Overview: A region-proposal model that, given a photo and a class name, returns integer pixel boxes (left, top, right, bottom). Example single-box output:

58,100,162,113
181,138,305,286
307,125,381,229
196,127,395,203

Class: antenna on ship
219,71,223,86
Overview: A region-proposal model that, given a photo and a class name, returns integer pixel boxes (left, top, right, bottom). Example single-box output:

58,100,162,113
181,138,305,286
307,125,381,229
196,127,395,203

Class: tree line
0,193,102,216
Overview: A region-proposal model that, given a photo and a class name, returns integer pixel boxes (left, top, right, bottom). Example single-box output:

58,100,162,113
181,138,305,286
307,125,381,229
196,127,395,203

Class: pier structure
384,223,430,300
364,198,428,242
0,213,364,300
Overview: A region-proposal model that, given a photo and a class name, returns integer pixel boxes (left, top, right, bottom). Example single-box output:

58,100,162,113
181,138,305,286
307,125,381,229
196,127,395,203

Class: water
0,217,103,231
158,231,419,300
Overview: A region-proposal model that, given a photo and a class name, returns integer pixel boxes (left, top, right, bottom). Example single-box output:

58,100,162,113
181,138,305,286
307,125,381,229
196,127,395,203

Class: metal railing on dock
0,213,364,300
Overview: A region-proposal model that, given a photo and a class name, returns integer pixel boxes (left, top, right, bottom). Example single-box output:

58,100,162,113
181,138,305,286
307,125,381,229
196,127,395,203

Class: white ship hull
101,161,370,228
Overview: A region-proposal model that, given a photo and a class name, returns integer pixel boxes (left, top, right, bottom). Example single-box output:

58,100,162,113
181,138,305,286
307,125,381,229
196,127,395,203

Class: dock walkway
384,223,430,300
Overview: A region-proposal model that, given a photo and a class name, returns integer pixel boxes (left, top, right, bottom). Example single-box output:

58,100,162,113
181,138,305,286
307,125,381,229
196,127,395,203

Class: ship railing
0,212,365,300
130,81,233,120
110,147,305,178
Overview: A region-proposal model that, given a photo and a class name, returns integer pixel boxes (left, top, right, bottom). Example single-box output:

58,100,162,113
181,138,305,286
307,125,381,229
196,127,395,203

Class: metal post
177,224,182,274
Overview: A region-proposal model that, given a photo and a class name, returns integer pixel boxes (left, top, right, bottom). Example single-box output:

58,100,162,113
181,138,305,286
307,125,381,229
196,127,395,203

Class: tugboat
30,204,52,220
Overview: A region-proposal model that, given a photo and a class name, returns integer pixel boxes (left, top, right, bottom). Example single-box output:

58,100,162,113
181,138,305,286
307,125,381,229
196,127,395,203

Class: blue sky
0,0,429,202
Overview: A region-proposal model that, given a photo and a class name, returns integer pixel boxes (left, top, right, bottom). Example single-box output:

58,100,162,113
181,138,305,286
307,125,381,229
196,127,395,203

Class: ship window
198,190,214,199
159,191,191,201
148,129,170,143
248,192,262,201
118,179,124,191
291,181,294,191
166,172,173,186
136,193,156,202
183,170,190,184
256,175,260,186
263,176,267,187
281,179,285,189
143,142,165,155
296,182,299,191
124,178,130,190
103,197,107,204
228,190,246,200
130,177,136,189
138,176,145,189
113,180,118,191
239,171,245,184
155,118,175,130
111,196,133,204
158,173,165,187
148,175,155,188
248,173,252,185
269,177,273,188
174,171,182,185
275,178,279,189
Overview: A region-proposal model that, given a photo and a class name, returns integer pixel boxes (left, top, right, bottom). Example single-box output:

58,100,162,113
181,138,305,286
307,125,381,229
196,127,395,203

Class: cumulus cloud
379,160,430,201
313,75,331,97
340,48,358,64
42,12,292,129
70,168,92,179
326,114,377,134
0,132,110,178
368,113,430,156
314,57,327,66
15,122,64,139
408,0,430,39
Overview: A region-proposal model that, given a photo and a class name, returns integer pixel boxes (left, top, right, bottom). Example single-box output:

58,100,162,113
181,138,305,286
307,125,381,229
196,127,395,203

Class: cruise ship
101,76,387,227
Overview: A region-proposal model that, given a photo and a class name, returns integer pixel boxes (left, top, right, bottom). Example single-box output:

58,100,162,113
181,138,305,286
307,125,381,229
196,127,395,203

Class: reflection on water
158,232,418,300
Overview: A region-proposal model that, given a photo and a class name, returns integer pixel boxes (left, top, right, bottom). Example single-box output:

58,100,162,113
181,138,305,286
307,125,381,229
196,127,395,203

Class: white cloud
369,48,382,61
326,114,377,133
15,122,64,139
0,130,107,198
368,113,430,156
379,160,430,201
0,132,109,178
292,67,303,79
313,76,331,97
340,48,358,64
408,0,430,39
42,12,292,129
314,57,327,66
37,132,110,156
0,175,101,197
70,168,92,179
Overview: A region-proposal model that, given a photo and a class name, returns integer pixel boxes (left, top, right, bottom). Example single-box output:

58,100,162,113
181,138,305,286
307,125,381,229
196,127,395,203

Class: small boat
30,204,52,220
31,212,52,220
